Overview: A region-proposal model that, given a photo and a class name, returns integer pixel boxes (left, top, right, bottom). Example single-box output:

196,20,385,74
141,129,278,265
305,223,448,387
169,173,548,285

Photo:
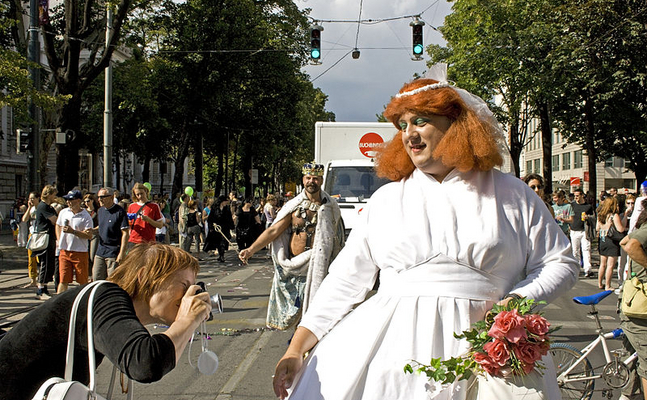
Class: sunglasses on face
627,202,635,205
98,195,111,199
530,185,543,190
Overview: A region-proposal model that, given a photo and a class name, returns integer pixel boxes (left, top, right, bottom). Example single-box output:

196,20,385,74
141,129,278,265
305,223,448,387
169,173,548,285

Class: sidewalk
0,230,39,333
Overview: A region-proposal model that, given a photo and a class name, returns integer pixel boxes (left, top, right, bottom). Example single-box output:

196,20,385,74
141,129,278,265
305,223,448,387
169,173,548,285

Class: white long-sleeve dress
289,168,579,400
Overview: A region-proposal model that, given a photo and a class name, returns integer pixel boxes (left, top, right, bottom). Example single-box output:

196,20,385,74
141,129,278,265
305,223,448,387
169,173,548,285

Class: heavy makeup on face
398,112,452,180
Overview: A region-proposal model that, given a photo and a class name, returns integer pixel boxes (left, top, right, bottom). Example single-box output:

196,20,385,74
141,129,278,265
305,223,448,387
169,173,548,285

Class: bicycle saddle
573,290,614,305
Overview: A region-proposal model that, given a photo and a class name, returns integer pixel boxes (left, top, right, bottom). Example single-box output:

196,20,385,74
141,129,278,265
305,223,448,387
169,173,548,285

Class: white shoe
37,292,51,300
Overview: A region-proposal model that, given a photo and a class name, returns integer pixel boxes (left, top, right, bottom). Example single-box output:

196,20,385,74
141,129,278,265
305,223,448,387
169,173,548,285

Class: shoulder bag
621,261,647,319
27,231,49,252
607,219,627,242
27,219,49,252
31,281,108,400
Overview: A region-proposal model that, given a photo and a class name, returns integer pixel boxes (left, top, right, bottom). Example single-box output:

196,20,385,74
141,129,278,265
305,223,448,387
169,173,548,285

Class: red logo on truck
358,132,384,158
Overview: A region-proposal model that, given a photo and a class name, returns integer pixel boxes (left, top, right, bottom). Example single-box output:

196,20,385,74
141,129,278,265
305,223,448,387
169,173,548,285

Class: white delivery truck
314,121,398,235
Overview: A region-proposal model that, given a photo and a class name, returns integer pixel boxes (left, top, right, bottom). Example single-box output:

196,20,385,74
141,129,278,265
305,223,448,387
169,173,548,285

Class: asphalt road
0,231,638,400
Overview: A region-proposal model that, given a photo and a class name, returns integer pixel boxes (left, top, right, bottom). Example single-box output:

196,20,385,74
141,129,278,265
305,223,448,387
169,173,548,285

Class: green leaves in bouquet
404,356,476,384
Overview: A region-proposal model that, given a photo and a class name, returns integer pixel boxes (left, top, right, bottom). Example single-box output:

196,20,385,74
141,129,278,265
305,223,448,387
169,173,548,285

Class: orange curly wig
376,78,503,181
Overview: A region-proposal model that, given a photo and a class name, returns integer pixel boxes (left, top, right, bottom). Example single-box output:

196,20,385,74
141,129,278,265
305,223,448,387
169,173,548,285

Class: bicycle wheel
550,343,594,400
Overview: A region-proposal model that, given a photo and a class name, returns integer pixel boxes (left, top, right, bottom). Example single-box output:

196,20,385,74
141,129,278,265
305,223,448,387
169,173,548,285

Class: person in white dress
272,69,579,400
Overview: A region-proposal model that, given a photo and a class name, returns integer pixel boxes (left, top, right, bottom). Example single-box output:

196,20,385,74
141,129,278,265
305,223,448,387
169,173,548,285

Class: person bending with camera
0,243,212,400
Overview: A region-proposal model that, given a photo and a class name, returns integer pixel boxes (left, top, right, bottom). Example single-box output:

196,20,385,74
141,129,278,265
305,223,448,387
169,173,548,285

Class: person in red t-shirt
128,183,165,245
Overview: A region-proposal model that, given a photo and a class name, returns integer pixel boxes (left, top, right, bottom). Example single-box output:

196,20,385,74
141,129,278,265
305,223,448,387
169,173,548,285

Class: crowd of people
7,182,300,297
521,174,643,290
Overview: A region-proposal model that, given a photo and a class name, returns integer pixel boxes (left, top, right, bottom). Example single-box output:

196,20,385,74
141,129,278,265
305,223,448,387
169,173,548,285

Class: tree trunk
508,120,522,179
231,132,240,195
159,161,165,195
56,98,82,193
538,102,553,194
142,155,151,183
115,152,121,192
584,95,597,197
243,153,252,198
171,125,191,197
215,150,224,197
195,132,203,193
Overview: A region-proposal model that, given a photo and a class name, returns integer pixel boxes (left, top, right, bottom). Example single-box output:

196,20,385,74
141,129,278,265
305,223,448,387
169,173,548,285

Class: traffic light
16,129,30,153
309,24,323,62
410,20,425,59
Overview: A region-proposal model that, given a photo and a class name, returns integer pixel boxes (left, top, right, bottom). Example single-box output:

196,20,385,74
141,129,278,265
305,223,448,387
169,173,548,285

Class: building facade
520,123,637,196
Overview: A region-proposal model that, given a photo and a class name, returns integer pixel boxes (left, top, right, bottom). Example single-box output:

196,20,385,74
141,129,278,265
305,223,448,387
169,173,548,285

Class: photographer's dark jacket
0,283,175,400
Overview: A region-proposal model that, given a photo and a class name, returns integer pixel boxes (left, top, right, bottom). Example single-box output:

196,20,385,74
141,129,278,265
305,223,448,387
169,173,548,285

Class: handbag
607,223,627,242
31,281,108,400
27,231,49,252
621,262,647,319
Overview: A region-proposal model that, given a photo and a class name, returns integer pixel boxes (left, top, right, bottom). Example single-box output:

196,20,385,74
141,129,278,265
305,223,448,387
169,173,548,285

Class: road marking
211,264,263,287
215,329,273,400
209,317,267,326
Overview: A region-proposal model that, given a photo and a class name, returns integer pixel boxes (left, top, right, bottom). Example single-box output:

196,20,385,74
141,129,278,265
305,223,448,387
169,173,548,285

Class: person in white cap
56,189,93,293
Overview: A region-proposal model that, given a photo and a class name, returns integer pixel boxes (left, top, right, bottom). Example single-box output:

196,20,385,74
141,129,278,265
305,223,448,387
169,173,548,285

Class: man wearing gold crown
239,163,345,329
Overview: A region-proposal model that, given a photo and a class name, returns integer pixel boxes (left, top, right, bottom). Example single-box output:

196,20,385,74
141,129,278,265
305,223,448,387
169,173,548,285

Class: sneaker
584,272,594,278
36,288,51,300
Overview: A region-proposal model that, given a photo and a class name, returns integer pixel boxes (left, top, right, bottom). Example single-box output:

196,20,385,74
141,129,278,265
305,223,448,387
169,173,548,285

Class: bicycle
550,289,638,400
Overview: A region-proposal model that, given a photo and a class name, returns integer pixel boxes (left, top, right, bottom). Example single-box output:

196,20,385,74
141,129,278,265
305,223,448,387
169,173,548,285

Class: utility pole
27,0,41,191
103,5,114,187
195,121,203,194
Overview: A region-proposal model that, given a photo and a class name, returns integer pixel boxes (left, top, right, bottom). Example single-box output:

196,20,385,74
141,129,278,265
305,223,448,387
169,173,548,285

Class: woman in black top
34,185,59,300
204,195,234,262
182,199,203,256
0,243,212,400
234,197,261,252
83,193,100,268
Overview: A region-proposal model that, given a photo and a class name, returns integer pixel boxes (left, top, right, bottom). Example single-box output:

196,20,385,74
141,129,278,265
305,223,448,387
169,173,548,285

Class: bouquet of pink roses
405,297,556,385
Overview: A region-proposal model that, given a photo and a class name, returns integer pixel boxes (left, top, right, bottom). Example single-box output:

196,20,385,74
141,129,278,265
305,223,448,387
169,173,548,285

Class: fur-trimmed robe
266,190,345,330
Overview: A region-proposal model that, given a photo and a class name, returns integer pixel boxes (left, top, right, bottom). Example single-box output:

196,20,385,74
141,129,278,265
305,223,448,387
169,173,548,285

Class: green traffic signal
310,24,323,62
411,20,424,58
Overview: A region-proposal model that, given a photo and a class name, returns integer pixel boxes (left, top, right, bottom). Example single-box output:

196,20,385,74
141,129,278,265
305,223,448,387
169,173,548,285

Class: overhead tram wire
311,50,353,83
354,0,364,50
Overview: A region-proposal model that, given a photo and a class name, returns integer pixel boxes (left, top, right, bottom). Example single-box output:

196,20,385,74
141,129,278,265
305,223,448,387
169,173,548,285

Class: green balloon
185,186,194,196
143,182,152,191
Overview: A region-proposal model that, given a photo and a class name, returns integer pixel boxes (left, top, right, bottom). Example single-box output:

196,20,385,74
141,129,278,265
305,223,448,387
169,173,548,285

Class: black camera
196,281,207,293
196,282,223,320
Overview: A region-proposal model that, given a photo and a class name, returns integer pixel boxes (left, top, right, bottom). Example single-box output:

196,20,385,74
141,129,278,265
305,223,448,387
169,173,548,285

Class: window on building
574,150,583,169
534,159,540,173
552,155,560,171
526,160,532,175
605,157,614,167
562,152,571,170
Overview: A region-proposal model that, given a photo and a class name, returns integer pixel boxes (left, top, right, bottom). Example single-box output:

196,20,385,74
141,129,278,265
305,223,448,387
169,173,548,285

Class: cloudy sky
296,0,453,122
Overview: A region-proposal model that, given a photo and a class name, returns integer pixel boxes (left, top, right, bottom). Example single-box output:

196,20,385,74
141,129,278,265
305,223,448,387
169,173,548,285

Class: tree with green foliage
1,3,69,134
551,0,647,188
427,0,562,178
38,0,135,192
79,0,334,197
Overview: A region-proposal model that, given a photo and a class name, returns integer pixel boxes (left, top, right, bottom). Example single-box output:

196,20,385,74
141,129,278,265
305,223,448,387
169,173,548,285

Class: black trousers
36,237,56,285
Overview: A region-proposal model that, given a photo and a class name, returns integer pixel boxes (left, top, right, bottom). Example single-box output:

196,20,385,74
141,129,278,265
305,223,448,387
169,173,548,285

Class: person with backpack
127,183,164,246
